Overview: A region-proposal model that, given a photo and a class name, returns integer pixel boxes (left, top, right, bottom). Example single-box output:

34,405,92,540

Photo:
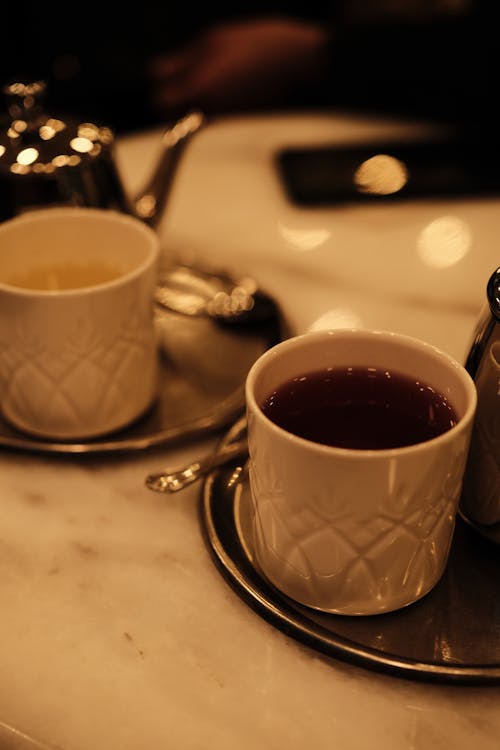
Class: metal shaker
460,267,500,526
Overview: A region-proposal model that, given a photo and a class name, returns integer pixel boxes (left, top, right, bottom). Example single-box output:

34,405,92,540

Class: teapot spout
133,111,205,228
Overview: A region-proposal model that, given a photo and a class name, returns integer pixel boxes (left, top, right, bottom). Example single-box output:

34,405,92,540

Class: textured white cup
0,207,160,440
245,329,477,615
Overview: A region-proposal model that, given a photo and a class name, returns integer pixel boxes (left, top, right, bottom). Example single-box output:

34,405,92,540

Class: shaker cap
487,267,500,321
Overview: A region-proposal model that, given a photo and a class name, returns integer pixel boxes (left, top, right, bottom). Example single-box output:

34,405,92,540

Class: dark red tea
261,366,458,449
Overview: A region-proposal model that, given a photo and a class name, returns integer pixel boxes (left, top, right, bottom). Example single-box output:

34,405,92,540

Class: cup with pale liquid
0,207,160,439
245,329,477,615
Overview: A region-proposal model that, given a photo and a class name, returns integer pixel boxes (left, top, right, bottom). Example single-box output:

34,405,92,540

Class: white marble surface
1,112,499,750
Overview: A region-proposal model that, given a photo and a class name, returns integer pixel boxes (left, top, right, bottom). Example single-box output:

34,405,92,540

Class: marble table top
1,111,499,750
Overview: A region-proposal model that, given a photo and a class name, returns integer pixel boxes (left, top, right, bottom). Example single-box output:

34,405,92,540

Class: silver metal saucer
458,510,500,545
201,417,500,685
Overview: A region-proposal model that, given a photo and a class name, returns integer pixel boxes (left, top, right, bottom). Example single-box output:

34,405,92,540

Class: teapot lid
0,80,115,177
487,267,500,321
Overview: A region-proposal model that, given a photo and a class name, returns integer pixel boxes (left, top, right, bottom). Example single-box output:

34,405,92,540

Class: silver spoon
145,438,248,493
155,264,281,326
155,264,256,320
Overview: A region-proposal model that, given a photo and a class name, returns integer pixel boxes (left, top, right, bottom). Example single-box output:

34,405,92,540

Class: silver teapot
460,266,500,527
0,81,205,226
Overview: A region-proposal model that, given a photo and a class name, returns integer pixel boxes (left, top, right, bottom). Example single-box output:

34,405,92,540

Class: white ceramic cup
245,329,477,616
0,207,160,440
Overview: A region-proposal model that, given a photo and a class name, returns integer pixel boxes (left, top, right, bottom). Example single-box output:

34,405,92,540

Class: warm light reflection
78,123,99,140
39,125,56,140
227,466,245,489
417,216,471,268
278,222,331,251
0,146,5,158
10,163,30,174
39,118,66,140
70,136,94,153
52,154,70,167
17,147,38,165
354,154,408,195
12,120,27,133
47,118,66,132
99,127,113,145
309,309,364,331
135,194,157,219
161,111,204,148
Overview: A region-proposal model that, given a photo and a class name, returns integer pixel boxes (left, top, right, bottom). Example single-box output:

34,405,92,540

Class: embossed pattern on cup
0,208,160,440
245,329,477,615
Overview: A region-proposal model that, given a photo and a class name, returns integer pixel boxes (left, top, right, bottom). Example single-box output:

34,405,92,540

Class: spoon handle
145,439,248,493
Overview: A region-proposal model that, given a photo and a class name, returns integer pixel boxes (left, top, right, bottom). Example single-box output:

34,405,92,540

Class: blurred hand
147,17,330,118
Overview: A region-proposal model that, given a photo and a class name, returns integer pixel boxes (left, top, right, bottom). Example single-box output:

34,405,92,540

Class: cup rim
245,327,478,458
0,207,159,297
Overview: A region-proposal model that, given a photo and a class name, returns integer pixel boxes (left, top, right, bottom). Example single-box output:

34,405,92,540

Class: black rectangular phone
276,137,500,207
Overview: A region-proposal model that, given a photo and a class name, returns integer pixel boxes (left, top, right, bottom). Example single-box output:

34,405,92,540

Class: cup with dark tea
245,328,477,615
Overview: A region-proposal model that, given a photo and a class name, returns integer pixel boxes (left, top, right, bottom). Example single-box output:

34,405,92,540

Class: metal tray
0,306,282,455
201,417,500,685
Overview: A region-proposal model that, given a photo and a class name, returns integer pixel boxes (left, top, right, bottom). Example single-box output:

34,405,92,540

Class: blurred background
0,1,493,136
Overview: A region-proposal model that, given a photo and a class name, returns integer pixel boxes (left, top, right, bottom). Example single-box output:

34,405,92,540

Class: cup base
1,391,158,442
254,556,446,616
